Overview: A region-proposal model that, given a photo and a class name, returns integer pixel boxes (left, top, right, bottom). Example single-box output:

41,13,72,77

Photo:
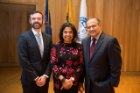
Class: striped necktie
36,33,43,58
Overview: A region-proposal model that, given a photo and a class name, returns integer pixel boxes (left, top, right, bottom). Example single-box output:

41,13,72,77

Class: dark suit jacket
82,32,122,93
18,30,52,85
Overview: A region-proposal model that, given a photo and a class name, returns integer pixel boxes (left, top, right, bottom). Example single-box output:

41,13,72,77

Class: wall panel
129,10,139,71
0,0,140,73
95,0,104,24
0,11,7,63
49,0,56,43
102,0,113,35
136,10,140,71
87,0,96,18
0,11,29,65
50,0,140,72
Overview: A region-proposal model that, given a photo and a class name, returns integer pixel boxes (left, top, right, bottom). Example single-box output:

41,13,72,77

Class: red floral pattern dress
50,42,84,90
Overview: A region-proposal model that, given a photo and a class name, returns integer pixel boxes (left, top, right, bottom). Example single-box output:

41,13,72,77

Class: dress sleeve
50,44,62,79
72,45,84,81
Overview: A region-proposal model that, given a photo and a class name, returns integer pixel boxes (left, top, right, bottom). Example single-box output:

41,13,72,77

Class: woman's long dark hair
59,22,77,43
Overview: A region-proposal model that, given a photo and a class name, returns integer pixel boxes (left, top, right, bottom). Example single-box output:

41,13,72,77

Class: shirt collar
32,28,42,36
91,31,102,41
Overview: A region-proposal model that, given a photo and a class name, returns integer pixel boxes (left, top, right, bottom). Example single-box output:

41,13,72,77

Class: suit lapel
86,37,91,62
89,32,105,62
29,30,42,58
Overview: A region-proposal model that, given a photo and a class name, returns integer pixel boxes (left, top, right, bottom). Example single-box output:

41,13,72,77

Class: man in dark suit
79,17,122,93
18,11,52,93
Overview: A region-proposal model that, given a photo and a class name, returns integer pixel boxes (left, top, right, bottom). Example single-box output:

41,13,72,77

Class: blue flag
44,0,52,35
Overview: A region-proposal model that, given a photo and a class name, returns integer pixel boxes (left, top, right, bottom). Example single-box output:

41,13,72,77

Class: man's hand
36,76,47,87
78,82,84,93
35,78,40,87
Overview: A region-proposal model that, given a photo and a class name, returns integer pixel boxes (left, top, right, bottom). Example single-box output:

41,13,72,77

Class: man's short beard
32,22,42,29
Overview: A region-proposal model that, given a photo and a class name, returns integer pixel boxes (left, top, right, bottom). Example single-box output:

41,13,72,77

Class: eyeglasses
86,25,97,30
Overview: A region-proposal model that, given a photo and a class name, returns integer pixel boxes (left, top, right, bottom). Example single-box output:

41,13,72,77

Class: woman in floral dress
50,22,84,93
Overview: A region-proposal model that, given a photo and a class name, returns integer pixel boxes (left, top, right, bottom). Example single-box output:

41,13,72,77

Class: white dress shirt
32,28,49,80
32,28,44,53
90,31,102,47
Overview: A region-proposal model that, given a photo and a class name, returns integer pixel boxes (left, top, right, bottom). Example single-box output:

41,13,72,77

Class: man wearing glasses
79,17,122,93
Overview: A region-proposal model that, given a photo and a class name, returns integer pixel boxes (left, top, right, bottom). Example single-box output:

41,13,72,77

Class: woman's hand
61,79,73,90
